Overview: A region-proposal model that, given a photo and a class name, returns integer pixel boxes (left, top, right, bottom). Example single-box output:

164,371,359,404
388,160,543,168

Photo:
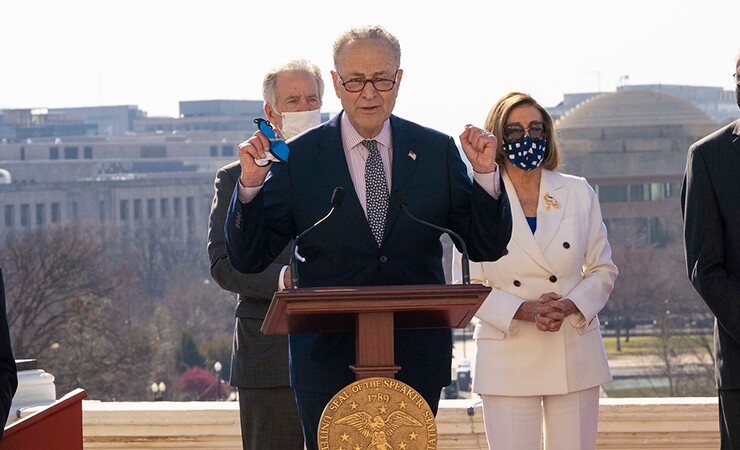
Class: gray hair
332,25,401,71
262,59,324,108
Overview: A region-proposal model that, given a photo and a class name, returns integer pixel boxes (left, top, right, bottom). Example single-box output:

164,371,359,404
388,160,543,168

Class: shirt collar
340,112,392,151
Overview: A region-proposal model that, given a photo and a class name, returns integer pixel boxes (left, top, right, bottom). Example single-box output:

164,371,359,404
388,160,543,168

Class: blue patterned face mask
503,135,547,171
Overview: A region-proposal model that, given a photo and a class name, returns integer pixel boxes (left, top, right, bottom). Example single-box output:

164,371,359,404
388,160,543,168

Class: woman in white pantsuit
454,92,618,450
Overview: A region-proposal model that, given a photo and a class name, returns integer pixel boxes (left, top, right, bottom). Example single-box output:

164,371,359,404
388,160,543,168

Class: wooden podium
261,284,490,379
1,388,87,450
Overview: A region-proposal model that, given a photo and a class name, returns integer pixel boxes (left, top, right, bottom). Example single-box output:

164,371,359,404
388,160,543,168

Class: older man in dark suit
208,59,324,450
0,268,18,437
682,50,740,449
225,25,512,450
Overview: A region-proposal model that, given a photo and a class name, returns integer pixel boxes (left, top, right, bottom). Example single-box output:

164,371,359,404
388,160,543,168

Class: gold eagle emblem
336,410,423,450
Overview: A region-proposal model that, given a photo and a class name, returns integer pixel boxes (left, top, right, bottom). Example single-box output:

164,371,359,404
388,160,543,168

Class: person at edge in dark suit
0,267,18,438
682,50,740,450
224,25,512,450
208,59,324,450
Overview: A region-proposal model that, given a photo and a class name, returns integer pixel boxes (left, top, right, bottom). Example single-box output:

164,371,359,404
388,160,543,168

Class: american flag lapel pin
408,150,417,161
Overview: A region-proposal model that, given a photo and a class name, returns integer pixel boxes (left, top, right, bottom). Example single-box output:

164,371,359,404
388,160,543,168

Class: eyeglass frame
503,121,548,142
336,70,399,93
733,72,740,86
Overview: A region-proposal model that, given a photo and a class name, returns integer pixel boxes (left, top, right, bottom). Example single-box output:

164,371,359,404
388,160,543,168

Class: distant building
1,108,98,141
133,99,332,134
548,84,737,125
3,99,335,142
179,99,263,117
0,99,337,241
50,105,144,137
554,89,719,246
0,102,251,239
619,84,736,125
134,100,263,134
0,174,211,240
0,132,240,239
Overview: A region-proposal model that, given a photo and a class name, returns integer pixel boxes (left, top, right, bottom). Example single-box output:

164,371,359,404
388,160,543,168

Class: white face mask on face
275,109,322,139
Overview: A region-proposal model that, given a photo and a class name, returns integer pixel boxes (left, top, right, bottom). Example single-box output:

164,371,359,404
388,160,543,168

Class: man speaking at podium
225,25,512,450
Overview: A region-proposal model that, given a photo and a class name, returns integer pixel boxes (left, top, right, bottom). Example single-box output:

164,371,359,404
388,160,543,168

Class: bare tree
603,220,659,350
646,243,714,397
601,211,715,396
0,220,239,401
0,225,163,400
1,226,118,358
111,221,205,299
43,289,156,400
163,278,233,344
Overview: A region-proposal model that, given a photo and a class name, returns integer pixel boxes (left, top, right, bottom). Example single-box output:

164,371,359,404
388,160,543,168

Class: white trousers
481,386,600,450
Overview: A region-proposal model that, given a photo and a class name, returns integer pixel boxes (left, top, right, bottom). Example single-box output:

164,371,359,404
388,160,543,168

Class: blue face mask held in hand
254,118,290,166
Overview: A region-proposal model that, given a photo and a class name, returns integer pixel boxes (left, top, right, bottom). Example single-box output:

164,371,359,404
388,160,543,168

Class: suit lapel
316,113,377,248
503,171,551,272
535,170,567,252
383,116,417,244
732,119,740,151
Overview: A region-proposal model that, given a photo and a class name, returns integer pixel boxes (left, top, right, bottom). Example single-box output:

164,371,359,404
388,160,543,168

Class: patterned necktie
362,139,388,246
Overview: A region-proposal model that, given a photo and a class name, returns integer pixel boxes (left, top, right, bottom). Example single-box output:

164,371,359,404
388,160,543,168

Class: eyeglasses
733,72,740,86
504,121,547,142
337,71,398,92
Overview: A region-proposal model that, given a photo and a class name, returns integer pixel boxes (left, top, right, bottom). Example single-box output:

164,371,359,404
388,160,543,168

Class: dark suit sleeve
0,268,18,437
446,137,512,262
208,167,285,298
682,145,740,344
225,164,293,274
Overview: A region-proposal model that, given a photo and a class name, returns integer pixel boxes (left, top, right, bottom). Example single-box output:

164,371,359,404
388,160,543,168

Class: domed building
552,90,719,246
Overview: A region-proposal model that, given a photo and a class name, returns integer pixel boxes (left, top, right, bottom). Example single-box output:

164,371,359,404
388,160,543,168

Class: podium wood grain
262,284,490,379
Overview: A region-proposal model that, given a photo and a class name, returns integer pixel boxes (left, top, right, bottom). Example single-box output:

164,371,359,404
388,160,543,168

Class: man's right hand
238,130,273,188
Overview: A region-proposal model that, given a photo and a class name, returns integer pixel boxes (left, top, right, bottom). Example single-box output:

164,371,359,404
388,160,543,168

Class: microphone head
331,187,345,207
392,190,407,208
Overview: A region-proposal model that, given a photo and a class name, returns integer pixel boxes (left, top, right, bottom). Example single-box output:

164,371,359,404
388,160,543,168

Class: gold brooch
544,193,559,212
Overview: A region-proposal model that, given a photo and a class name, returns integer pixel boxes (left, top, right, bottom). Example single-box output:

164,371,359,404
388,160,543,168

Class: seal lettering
318,377,437,449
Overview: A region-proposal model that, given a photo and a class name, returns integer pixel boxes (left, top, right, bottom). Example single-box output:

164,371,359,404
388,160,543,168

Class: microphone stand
395,192,470,285
289,187,345,289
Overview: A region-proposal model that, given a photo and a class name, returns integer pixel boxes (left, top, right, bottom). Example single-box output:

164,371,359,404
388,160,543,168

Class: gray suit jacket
208,161,291,388
682,119,740,389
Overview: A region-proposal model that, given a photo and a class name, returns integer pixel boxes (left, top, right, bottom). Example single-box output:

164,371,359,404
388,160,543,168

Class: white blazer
453,169,618,396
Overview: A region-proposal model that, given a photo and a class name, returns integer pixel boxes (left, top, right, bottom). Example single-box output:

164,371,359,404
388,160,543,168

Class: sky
1,0,738,138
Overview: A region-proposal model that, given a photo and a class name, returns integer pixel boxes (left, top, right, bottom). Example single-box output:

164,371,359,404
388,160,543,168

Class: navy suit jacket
226,113,512,394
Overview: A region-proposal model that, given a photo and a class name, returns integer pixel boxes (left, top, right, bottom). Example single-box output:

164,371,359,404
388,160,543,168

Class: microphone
289,187,345,289
393,191,470,285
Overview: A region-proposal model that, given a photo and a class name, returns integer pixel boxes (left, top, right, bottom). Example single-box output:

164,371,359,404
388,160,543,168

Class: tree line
1,222,234,401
